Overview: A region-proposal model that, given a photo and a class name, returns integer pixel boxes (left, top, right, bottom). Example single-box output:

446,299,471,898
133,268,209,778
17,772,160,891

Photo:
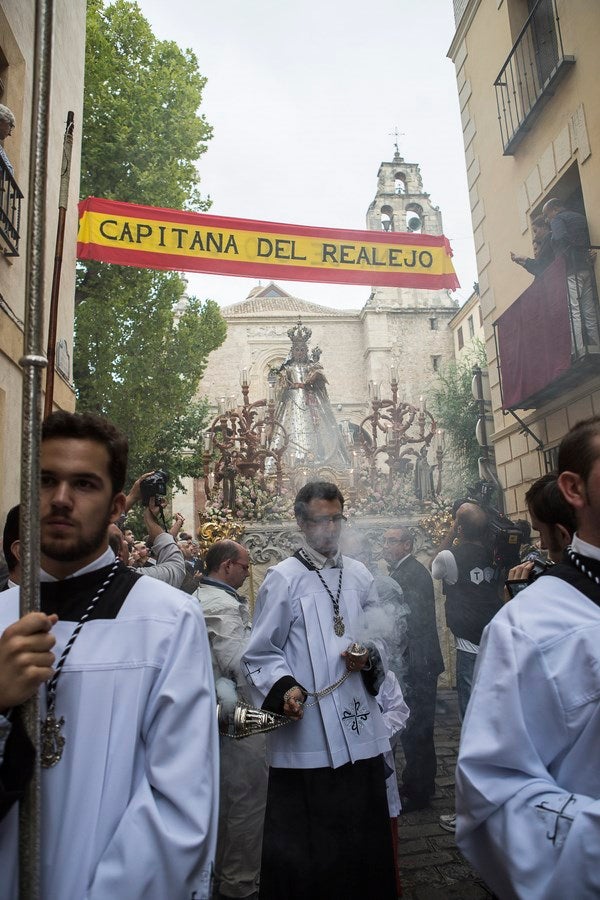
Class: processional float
199,319,449,539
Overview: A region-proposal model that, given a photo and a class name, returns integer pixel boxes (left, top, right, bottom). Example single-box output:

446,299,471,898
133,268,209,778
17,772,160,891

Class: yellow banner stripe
78,210,456,276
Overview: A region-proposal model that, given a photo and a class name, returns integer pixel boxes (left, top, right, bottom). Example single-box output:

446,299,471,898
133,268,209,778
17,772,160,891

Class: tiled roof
222,293,352,318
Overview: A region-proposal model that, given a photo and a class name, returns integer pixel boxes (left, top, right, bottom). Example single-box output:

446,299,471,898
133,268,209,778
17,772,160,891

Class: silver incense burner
217,642,368,739
217,700,289,739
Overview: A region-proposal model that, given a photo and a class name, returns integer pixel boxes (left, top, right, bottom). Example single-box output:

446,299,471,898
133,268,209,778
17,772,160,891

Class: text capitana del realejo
78,197,460,290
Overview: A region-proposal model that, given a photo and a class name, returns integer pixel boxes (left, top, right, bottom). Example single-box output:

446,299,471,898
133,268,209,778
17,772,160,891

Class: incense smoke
215,676,238,715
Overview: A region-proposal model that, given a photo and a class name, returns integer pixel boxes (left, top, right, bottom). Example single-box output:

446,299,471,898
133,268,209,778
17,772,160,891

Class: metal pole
18,1,54,897
44,111,74,420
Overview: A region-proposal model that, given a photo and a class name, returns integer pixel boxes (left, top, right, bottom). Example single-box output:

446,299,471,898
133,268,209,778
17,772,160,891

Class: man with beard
242,481,396,900
456,416,600,897
0,411,218,899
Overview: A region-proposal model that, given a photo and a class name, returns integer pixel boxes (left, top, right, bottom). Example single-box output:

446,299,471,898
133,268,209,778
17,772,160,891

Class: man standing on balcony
543,197,600,355
0,105,15,177
510,215,554,279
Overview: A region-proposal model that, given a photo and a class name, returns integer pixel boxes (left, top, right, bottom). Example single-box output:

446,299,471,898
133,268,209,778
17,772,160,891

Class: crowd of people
1,408,600,898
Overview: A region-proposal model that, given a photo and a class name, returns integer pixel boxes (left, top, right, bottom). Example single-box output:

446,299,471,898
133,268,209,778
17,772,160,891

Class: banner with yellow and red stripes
77,197,459,289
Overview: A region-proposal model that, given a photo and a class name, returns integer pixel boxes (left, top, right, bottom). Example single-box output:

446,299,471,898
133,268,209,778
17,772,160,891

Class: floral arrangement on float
344,472,431,519
202,474,293,525
418,500,454,545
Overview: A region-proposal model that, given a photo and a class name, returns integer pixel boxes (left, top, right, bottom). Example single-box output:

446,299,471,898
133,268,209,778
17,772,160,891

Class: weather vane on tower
389,127,405,159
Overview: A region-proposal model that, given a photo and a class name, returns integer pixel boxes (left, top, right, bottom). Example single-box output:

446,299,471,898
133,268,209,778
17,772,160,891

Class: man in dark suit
383,525,444,811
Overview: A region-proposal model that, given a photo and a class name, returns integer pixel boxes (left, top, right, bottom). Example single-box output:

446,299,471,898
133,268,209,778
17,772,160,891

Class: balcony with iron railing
494,252,600,411
0,152,23,257
494,0,575,155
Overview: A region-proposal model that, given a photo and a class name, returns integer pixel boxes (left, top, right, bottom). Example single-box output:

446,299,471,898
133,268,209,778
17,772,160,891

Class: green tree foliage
82,0,212,210
428,341,488,490
75,0,226,487
75,268,225,481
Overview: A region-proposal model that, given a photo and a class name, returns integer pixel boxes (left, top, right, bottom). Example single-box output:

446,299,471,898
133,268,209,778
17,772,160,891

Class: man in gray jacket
195,540,267,900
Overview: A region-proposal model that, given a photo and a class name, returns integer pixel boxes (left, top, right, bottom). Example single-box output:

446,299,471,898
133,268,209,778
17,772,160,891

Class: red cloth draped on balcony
496,256,570,409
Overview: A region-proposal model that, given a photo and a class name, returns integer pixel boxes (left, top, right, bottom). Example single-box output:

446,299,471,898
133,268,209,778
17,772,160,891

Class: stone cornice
447,0,482,61
448,291,480,327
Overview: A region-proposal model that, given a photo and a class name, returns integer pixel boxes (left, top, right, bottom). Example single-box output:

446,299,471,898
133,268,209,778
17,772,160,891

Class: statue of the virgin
269,320,350,472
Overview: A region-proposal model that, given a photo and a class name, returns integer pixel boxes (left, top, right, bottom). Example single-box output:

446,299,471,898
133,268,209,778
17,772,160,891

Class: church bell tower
365,147,456,310
360,143,459,407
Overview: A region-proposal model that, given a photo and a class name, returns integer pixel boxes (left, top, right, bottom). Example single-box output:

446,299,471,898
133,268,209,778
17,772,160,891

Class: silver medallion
40,711,65,768
333,615,345,637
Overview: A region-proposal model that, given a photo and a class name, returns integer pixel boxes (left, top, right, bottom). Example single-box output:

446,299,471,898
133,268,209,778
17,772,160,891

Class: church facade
179,153,460,524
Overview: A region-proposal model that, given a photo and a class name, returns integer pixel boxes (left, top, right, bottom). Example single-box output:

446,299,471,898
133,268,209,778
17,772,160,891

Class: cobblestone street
396,689,494,899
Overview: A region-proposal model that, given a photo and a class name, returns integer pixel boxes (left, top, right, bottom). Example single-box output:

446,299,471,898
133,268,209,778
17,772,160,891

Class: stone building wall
448,0,600,518
385,309,456,402
0,0,85,518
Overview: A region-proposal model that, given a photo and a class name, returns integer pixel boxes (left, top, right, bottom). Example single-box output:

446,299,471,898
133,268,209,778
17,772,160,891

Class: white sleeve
456,617,600,900
431,550,458,584
86,600,219,900
377,671,410,739
241,568,297,703
141,532,186,587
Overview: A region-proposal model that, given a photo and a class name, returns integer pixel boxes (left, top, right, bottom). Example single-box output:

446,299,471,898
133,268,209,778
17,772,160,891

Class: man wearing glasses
243,481,397,900
195,540,267,900
383,527,444,812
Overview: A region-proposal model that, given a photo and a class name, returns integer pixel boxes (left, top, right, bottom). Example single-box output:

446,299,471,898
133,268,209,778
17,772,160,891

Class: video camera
140,470,169,507
459,481,529,571
505,549,554,598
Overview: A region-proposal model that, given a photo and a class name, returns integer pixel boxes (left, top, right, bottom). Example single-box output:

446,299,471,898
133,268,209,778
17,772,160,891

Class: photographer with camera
432,503,503,721
124,471,186,588
504,473,576,600
432,501,503,833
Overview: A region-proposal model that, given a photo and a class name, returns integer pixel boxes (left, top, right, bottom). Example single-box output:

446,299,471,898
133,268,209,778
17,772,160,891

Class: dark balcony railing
494,0,575,154
0,153,23,257
494,254,600,411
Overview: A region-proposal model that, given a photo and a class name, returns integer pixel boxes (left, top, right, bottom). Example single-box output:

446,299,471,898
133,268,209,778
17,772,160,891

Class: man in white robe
0,410,218,899
456,416,600,899
242,481,397,900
